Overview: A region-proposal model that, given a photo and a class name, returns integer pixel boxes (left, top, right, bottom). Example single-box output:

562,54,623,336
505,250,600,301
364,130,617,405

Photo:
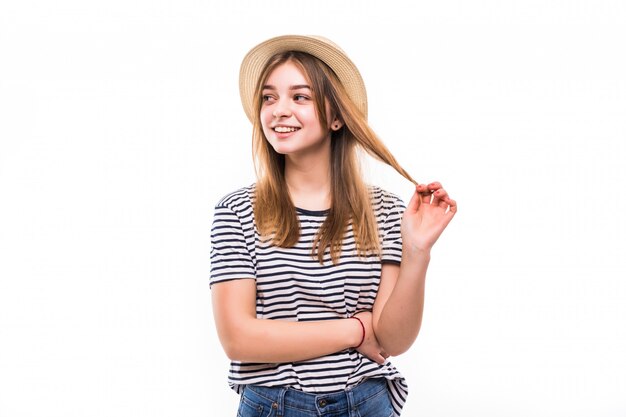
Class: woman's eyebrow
289,84,311,90
262,84,312,90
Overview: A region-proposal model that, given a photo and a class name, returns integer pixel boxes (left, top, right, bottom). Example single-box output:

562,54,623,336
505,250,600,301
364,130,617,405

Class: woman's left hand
401,182,457,253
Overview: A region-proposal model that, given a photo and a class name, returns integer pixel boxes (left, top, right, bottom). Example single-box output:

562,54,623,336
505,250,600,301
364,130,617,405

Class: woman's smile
271,125,301,138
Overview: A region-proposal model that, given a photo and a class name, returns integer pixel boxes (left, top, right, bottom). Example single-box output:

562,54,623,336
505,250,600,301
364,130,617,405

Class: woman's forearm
212,279,364,363
220,316,362,363
376,247,431,356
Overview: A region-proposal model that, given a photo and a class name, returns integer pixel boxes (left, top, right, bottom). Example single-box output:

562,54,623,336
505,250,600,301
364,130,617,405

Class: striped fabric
210,184,409,416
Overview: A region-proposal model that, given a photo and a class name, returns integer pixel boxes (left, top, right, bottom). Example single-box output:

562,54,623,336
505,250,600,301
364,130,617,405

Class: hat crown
239,35,368,122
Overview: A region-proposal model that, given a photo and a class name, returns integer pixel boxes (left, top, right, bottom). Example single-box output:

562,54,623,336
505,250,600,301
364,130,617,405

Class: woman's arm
372,182,456,356
372,253,429,356
212,278,385,363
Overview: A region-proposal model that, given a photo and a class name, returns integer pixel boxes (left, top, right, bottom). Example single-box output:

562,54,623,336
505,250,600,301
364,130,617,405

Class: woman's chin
269,145,291,155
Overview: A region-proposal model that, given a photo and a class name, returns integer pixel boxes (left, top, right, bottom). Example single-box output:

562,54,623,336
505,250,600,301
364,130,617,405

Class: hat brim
239,35,368,123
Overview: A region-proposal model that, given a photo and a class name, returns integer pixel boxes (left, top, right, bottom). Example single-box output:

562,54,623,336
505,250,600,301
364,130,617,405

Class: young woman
210,35,457,417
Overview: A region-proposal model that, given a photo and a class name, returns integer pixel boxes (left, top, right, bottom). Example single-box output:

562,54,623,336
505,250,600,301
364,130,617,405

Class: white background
1,0,625,416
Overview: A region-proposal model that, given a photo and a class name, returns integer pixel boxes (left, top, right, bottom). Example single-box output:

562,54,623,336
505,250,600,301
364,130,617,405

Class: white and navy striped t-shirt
210,184,409,416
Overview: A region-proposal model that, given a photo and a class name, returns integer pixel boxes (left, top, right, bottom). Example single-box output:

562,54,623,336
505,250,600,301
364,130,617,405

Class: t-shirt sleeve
210,205,256,287
380,193,405,265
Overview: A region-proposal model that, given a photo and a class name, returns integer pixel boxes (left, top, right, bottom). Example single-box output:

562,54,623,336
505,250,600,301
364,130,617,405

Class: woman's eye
294,94,309,101
262,95,274,103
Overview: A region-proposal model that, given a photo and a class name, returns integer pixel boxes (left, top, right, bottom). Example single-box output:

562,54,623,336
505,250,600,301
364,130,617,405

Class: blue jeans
237,378,394,417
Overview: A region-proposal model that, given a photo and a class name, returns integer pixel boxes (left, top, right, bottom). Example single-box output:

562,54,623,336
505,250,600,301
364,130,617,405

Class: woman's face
260,61,333,158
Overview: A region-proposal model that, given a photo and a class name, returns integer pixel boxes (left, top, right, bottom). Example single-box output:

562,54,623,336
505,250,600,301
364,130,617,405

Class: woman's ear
330,118,344,131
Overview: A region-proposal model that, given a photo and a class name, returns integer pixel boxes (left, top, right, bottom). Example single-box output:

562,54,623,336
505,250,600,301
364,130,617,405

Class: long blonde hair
252,51,416,263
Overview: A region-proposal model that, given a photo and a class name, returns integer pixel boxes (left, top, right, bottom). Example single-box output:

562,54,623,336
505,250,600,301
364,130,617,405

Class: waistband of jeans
247,377,388,408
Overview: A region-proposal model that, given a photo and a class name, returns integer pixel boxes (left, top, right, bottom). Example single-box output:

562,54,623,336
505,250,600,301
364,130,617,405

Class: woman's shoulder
367,184,405,210
214,183,256,213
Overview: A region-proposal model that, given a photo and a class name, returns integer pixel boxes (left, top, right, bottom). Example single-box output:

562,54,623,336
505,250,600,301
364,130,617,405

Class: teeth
274,126,299,133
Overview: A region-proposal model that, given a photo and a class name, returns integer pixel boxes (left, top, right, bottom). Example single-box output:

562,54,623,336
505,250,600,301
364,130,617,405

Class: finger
447,198,458,215
427,182,442,192
374,353,386,364
406,187,422,213
416,184,432,204
433,189,449,208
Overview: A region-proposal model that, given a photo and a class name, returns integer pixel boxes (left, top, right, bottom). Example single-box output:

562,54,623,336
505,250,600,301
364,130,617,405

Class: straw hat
238,35,368,123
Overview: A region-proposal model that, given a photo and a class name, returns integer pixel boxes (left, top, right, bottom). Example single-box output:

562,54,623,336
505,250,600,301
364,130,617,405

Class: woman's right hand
353,311,389,364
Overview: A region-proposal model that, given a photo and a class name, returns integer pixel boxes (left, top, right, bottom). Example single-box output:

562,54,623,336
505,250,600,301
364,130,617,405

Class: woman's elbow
220,336,247,361
380,332,420,357
220,338,237,360
216,322,252,361
386,345,410,357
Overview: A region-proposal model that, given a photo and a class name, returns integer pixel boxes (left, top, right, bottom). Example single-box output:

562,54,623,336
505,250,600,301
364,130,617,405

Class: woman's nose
272,99,292,118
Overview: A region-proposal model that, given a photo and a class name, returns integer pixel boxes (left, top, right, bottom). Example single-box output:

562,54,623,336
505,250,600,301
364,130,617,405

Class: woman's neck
284,151,332,211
